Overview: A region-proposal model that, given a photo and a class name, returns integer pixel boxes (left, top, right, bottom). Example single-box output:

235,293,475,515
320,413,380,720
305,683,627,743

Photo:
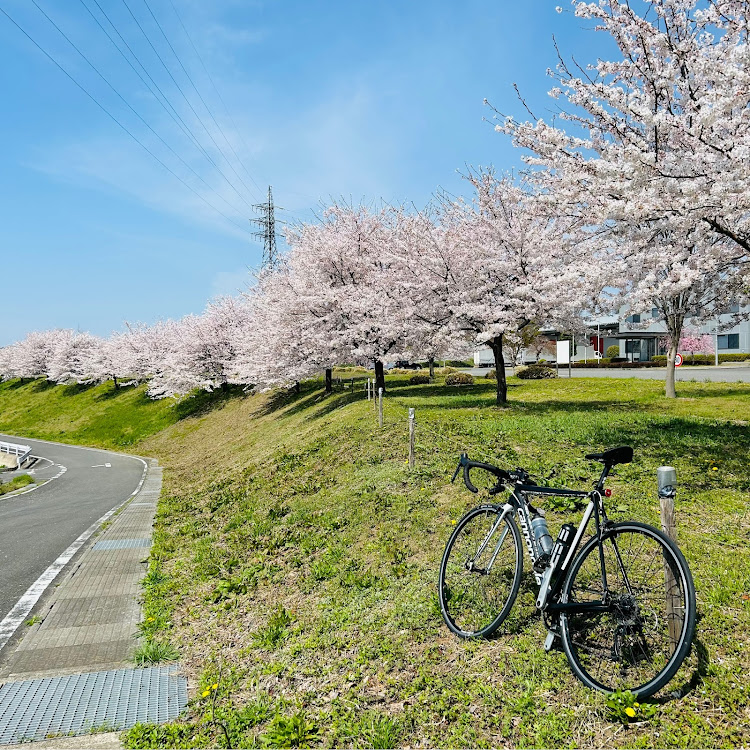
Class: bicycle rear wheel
438,505,523,638
560,522,696,697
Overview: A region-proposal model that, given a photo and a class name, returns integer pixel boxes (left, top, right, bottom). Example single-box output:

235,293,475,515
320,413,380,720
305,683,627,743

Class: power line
0,3,250,234
31,0,250,219
141,0,261,201
165,0,264,198
81,0,234,192
119,0,255,210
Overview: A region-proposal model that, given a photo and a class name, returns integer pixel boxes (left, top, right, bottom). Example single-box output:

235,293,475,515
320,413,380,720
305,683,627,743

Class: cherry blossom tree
432,171,585,404
47,330,102,385
498,0,750,396
282,204,410,394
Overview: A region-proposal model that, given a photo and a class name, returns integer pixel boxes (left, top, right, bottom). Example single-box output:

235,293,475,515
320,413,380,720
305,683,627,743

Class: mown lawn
113,374,750,748
2,374,748,746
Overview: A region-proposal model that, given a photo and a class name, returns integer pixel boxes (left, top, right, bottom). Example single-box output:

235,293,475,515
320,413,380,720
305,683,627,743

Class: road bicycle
438,446,696,697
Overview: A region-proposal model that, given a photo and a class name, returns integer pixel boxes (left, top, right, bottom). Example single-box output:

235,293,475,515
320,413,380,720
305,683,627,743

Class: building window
627,313,641,324
730,303,740,313
625,340,638,354
718,333,740,350
651,308,659,319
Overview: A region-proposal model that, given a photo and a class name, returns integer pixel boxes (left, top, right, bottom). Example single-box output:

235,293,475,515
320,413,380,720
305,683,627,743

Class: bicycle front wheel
560,522,696,697
438,505,523,638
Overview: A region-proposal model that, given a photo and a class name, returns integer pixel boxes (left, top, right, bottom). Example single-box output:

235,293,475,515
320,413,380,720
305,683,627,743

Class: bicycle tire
438,505,523,638
560,521,696,697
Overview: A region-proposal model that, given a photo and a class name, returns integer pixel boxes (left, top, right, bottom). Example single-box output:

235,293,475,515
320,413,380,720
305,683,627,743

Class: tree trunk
665,333,679,399
294,380,301,394
428,357,435,380
374,360,386,395
113,375,119,390
325,368,332,394
489,334,507,405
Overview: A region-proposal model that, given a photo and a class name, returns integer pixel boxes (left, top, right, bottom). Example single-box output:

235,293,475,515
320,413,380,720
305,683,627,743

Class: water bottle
536,523,577,609
530,515,553,556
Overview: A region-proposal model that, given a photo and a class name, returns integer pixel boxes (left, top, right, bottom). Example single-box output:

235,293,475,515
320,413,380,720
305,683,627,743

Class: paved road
0,434,145,626
463,365,750,383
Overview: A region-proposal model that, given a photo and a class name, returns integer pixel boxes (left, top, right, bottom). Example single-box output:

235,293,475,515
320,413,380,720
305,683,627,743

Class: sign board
675,353,683,367
556,340,570,365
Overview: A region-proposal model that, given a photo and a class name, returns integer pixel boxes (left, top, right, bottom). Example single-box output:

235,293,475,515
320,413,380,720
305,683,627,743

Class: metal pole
367,379,371,400
378,388,384,427
569,338,572,379
658,466,680,646
715,322,719,367
408,408,416,469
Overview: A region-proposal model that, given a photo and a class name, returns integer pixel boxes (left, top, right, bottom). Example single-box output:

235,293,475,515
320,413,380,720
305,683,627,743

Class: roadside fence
0,441,32,469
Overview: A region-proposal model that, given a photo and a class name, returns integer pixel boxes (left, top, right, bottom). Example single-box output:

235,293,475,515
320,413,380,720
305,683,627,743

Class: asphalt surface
0,435,145,625
464,364,750,383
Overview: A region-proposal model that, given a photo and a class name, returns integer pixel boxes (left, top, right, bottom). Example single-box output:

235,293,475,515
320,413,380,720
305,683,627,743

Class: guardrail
0,440,32,469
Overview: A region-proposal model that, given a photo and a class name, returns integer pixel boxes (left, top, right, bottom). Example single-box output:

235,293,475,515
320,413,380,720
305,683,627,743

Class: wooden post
408,408,416,469
658,466,680,646
378,387,383,428
351,378,354,391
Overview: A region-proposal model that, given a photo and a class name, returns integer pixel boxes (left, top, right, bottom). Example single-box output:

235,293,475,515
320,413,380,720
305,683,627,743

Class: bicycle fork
466,505,514,574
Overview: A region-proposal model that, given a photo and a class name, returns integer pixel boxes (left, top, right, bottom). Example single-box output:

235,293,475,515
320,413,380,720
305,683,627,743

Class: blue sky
0,0,614,345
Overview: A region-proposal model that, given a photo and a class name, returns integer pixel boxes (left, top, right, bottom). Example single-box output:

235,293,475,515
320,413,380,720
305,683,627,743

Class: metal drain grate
0,666,187,744
92,538,151,550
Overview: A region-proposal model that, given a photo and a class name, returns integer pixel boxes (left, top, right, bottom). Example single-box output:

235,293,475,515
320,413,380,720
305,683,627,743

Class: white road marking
91,463,112,468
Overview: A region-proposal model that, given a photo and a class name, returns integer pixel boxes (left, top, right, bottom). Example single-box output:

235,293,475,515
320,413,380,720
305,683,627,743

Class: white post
378,388,384,427
408,408,416,469
367,379,371,400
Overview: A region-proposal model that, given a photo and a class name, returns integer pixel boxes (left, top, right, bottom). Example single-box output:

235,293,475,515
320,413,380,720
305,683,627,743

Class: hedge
651,353,750,365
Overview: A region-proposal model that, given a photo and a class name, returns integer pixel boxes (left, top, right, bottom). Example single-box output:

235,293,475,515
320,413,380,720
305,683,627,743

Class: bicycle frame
486,483,614,613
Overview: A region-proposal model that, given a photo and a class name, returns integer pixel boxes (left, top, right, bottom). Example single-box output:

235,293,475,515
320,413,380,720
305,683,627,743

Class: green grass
3,374,749,747
0,378,245,449
0,474,34,496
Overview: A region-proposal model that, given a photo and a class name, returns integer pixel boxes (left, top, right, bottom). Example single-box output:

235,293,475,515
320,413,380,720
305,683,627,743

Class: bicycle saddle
585,446,633,465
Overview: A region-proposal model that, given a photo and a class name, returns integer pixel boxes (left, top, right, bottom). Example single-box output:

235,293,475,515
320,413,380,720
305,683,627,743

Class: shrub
606,345,620,359
409,374,430,385
439,366,457,374
484,369,496,379
444,372,474,386
517,365,557,380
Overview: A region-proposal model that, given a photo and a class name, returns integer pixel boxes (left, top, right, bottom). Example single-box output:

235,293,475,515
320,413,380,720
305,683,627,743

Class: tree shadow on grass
175,384,247,420
29,378,56,393
60,381,98,397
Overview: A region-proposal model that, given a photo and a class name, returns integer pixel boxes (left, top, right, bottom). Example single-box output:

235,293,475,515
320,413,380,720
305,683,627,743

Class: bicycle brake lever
451,453,468,483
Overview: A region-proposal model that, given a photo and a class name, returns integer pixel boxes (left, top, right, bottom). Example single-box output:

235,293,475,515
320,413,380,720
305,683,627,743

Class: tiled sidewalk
0,463,161,680
0,460,187,746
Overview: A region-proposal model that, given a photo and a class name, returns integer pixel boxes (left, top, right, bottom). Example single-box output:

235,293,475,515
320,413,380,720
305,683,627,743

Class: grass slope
2,375,749,747
0,378,240,449
135,376,749,749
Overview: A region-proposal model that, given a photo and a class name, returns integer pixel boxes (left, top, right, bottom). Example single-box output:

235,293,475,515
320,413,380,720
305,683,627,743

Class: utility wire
142,0,261,201
166,0,264,198
0,3,250,234
119,0,255,210
32,0,250,219
81,0,238,198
